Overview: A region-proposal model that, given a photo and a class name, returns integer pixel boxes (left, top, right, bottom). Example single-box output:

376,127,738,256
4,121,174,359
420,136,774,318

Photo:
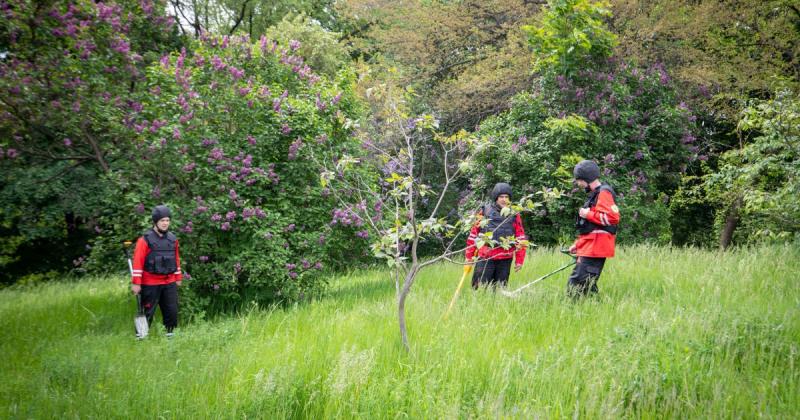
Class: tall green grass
1,245,798,418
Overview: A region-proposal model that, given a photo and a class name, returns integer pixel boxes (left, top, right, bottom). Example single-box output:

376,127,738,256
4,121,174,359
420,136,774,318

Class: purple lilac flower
220,222,231,231
226,211,236,221
316,93,326,111
211,55,226,71
181,222,193,233
199,255,209,262
111,38,130,55
288,138,302,160
209,147,224,160
356,230,369,239
229,66,245,80
183,162,196,172
135,203,145,214
211,213,222,222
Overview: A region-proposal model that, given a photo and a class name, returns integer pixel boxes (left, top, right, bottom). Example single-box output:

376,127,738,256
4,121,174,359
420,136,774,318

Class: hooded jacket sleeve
513,214,526,266
464,211,483,262
585,190,620,227
170,240,183,281
131,237,148,285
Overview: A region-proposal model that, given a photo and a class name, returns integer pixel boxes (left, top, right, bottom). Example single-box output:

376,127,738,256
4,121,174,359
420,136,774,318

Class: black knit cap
151,205,171,224
490,182,513,201
573,160,600,183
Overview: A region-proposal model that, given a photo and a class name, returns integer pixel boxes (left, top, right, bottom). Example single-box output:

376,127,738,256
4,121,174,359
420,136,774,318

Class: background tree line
1,0,798,315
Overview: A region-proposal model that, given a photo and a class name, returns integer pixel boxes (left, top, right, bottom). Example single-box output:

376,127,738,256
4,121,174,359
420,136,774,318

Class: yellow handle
444,268,473,320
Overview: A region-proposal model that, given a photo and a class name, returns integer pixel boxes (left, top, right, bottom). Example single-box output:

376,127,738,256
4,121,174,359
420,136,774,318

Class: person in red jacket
568,160,620,297
131,205,182,336
465,182,527,289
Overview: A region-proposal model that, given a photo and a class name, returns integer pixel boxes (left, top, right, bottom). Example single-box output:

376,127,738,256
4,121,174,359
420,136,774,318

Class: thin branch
228,0,251,35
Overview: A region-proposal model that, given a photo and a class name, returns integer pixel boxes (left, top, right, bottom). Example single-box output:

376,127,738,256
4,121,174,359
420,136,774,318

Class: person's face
496,194,510,208
156,217,171,232
574,179,588,190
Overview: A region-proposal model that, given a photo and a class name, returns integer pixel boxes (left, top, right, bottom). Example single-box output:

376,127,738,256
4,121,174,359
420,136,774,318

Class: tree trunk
397,264,419,351
719,196,743,250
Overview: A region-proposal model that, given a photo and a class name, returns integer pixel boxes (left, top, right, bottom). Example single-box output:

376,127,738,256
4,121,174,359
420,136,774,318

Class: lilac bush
97,34,369,316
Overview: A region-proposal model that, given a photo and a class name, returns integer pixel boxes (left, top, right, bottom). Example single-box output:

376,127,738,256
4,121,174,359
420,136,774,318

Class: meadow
1,245,798,418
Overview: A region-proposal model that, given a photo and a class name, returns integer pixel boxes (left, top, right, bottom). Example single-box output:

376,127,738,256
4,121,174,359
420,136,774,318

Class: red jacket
465,211,527,265
131,232,183,285
573,189,620,258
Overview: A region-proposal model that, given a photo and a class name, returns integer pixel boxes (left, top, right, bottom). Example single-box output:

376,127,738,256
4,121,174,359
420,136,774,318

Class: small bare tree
311,76,560,350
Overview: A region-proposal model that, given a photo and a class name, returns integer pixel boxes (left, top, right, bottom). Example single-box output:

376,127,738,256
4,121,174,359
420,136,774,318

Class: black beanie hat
490,182,513,201
151,205,171,224
573,160,600,183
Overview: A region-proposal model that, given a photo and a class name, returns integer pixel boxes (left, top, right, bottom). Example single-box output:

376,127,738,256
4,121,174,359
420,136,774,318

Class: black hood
573,160,600,183
490,182,512,202
151,205,172,224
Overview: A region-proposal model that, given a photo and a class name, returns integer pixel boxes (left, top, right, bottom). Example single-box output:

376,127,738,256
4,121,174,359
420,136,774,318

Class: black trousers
567,256,606,296
140,283,178,332
471,259,513,289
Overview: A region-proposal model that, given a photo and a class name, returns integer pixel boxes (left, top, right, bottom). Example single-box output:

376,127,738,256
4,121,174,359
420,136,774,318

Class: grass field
1,245,798,418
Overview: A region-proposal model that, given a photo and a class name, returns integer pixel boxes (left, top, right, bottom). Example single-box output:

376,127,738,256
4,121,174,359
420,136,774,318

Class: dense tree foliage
0,0,181,284
337,0,541,131
1,0,798,293
466,0,695,245
610,0,800,118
